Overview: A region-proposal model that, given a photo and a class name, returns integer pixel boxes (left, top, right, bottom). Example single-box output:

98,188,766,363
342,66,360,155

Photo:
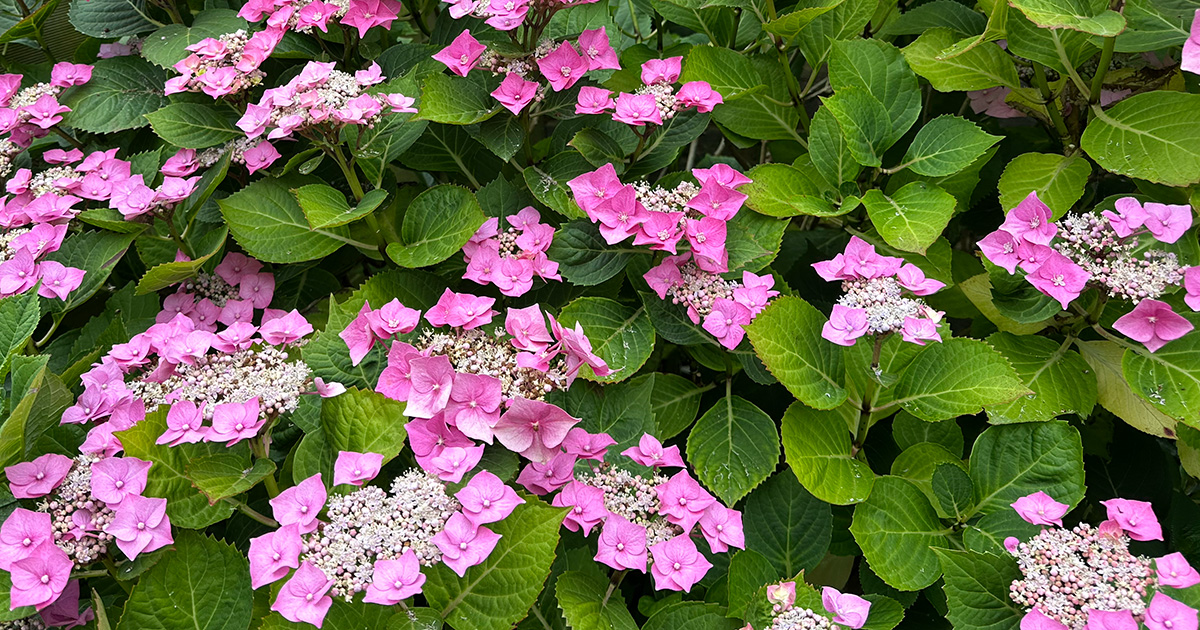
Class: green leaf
781,402,874,504
1119,0,1200,52
829,39,921,144
390,607,444,630
116,409,236,529
219,176,365,263
1005,10,1099,74
134,248,219,295
387,185,484,268
185,454,276,504
0,572,33,622
0,0,61,46
742,163,838,217
903,28,1019,91
424,498,565,630
477,116,525,162
899,115,1001,177
41,230,138,315
727,550,777,619
809,106,863,187
644,372,706,439
968,421,1085,516
1081,91,1200,187
0,292,40,384
687,394,779,504
822,87,894,167
932,464,975,521
890,443,966,518
349,113,428,188
743,472,832,578
261,599,396,630
117,533,251,630
891,338,1031,422
746,296,847,410
1076,340,1176,437
996,153,1091,219
862,182,956,254
61,57,169,133
555,570,638,630
849,475,949,591
643,602,741,630
892,411,964,456
724,209,787,273
878,0,986,36
570,128,628,173
797,0,876,70
417,73,499,125
293,387,408,482
546,221,640,286
762,0,846,39
296,184,388,229
68,0,156,38
524,152,591,220
557,297,655,383
985,332,1097,424
1008,0,1125,35
140,10,247,67
933,549,1024,630
552,378,654,455
1122,329,1200,425
145,103,241,149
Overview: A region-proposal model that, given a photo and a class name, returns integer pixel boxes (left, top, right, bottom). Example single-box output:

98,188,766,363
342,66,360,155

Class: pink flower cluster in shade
644,253,778,349
164,29,284,98
439,0,600,31
238,0,401,38
568,163,750,273
461,207,561,296
575,57,723,125
0,64,91,148
1,453,172,612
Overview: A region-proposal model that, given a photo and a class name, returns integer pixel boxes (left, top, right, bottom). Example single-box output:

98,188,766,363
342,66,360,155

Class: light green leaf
781,402,874,504
145,103,241,149
555,570,638,630
1005,10,1099,73
296,184,388,229
1118,0,1200,52
41,230,138,315
1076,340,1176,437
746,296,847,409
727,550,777,619
903,28,1019,91
933,549,1024,630
968,421,1085,516
117,532,251,630
643,602,741,630
185,454,276,504
387,185,484,268
850,475,949,591
829,39,921,144
997,153,1092,219
862,182,956,254
878,0,986,37
557,297,655,383
135,249,219,295
822,87,894,167
797,0,876,70
293,387,408,482
724,209,787,273
0,292,40,385
985,332,1097,424
1009,0,1126,35
61,57,168,133
891,338,1031,422
742,163,839,217
1081,91,1200,187
219,176,365,263
809,106,863,187
523,152,591,220
743,472,832,578
140,10,247,67
687,394,779,504
1121,321,1200,422
899,115,1001,177
570,128,627,173
892,411,964,456
417,73,500,125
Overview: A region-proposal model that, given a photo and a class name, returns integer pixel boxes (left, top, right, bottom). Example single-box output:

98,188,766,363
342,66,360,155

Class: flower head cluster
569,163,751,273
236,61,416,146
164,29,283,98
645,253,778,349
814,236,945,346
60,253,338,453
0,64,91,156
1006,491,1197,630
745,582,871,630
512,431,742,592
438,0,598,32
575,57,723,125
164,137,281,177
981,193,1198,353
256,461,515,627
238,0,401,38
0,452,171,613
462,207,561,296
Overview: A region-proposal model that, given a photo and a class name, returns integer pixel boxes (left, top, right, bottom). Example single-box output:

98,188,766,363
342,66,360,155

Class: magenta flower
38,578,93,629
297,1,339,30
1011,491,1069,526
895,264,945,296
676,81,723,112
1101,498,1163,541
655,470,716,532
491,73,538,115
1086,609,1138,630
515,452,577,495
425,445,484,483
591,185,647,245
1145,592,1199,630
208,397,263,445
367,298,421,337
698,504,744,553
1102,197,1149,238
649,534,711,592
0,508,52,571
493,397,581,463
1157,552,1200,588
242,140,281,174
24,94,70,129
271,562,334,627
340,0,399,36
1113,299,1193,353
0,248,39,297
425,289,496,329
9,544,71,610
105,495,173,560
822,304,869,346
378,341,423,401
767,581,795,610
1003,536,1020,553
567,163,624,213
1000,191,1058,245
248,524,302,589
313,378,345,398
6,453,73,499
50,62,92,87
822,587,871,629
703,298,752,350
407,416,474,460
238,103,272,138
269,473,327,534
1143,202,1193,243
1021,609,1069,630
1185,267,1200,312
612,93,662,126
640,57,682,85
537,41,588,92
1184,9,1200,74
333,451,384,487
90,457,151,507
1015,240,1055,273
334,93,383,124
407,355,456,419
595,515,647,572
364,551,426,604
552,481,606,535
561,428,616,461
446,372,502,443
455,470,524,526
432,512,501,577
901,317,941,346
260,309,313,345
433,30,486,77
576,86,615,114
341,302,380,366
157,400,208,446
623,434,685,468
1025,252,1089,310
577,28,620,70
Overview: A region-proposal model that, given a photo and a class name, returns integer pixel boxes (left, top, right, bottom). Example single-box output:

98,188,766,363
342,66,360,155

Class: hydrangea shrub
0,0,1199,627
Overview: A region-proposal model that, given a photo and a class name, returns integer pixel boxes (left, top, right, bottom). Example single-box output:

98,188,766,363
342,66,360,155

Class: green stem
50,125,84,149
159,211,192,259
34,313,63,348
70,569,107,579
601,570,627,606
102,557,133,594
1031,62,1073,153
226,498,280,527
329,146,365,201
1088,36,1116,109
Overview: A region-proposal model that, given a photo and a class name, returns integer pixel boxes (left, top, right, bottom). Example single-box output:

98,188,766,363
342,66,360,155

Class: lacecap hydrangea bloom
575,56,723,124
461,207,561,297
742,579,872,630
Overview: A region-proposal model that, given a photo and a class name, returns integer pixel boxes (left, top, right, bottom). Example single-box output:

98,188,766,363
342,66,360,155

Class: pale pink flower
90,457,151,507
1000,191,1057,245
238,271,275,308
6,453,73,498
208,397,263,445
1101,498,1163,541
105,495,173,560
271,562,334,627
313,378,345,398
1145,592,1199,630
363,551,425,604
1143,202,1193,244
333,451,383,486
649,534,711,592
703,298,752,350
1113,299,1193,353
432,512,501,577
269,473,327,534
622,433,685,468
655,470,715,532
36,262,85,301
406,355,456,419
1157,552,1200,588
1025,252,1089,310
900,317,941,346
552,481,606,535
698,504,744,553
215,252,262,286
248,524,302,589
0,508,52,571
445,373,502,443
767,582,795,610
1087,609,1138,630
494,398,580,463
595,515,647,572
822,587,871,629
425,445,484,483
9,544,71,610
455,470,524,525
640,57,682,85
822,304,868,346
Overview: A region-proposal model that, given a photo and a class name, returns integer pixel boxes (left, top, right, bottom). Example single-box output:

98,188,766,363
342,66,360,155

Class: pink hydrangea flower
6,453,73,499
105,495,173,560
0,508,52,571
537,41,588,92
895,264,945,296
24,94,70,129
1183,9,1200,74
445,372,502,443
9,544,71,610
1101,498,1163,541
1157,552,1200,588
38,578,93,629
260,309,313,345
767,581,795,610
1143,202,1193,244
594,514,648,572
703,298,752,349
425,289,496,329
612,93,662,126
622,434,685,468
1000,191,1058,245
341,0,400,36
1011,491,1069,526
577,28,620,70
50,62,92,87
649,534,711,592
576,86,615,114
561,428,615,461
270,473,327,534
901,317,941,346
1185,266,1200,312
822,587,871,629
433,30,486,77
35,262,85,301
1145,592,1199,630
208,397,264,445
1025,252,1089,310
243,140,281,174
425,445,484,483
455,470,524,526
567,163,624,213
515,452,577,495
271,562,334,627
248,523,303,589
655,470,715,532
1087,609,1138,630
406,355,456,419
552,481,606,535
90,457,151,507
333,451,384,486
698,504,744,553
238,272,275,308
491,73,538,115
641,57,682,85
493,397,580,463
1102,197,1149,238
676,81,723,112
1112,299,1193,353
363,551,426,604
1022,609,1069,630
432,512,501,577
367,298,421,337
822,304,869,346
